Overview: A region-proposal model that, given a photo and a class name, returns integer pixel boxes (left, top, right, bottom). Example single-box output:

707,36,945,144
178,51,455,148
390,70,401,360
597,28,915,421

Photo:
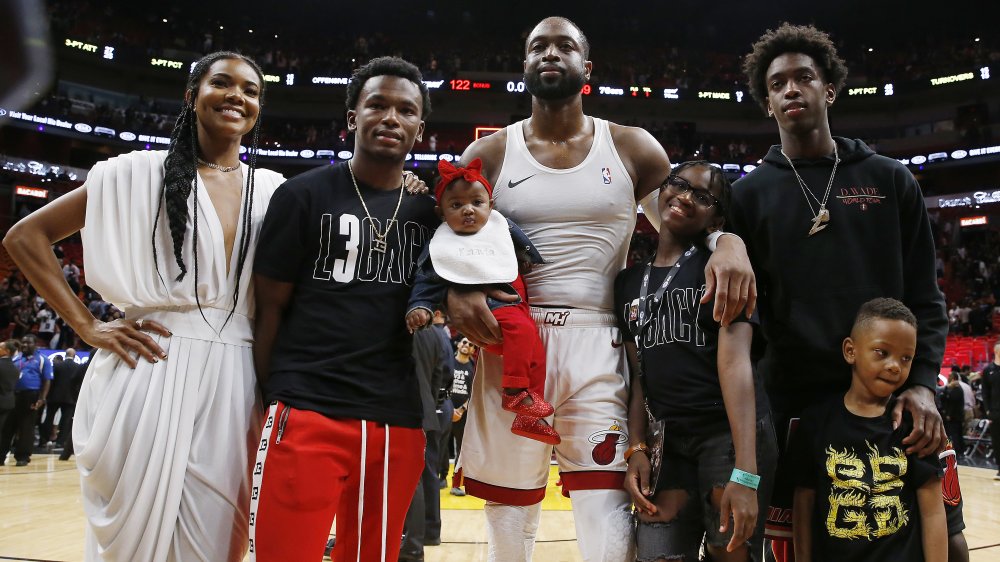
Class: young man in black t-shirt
789,299,946,562
248,57,438,562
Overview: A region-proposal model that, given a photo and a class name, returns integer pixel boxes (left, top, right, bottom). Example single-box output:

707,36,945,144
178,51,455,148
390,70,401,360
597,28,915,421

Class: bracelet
624,443,649,463
730,468,761,490
706,231,739,252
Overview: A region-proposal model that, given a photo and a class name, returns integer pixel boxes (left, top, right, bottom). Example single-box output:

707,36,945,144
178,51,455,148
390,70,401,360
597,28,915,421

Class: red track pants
249,402,424,562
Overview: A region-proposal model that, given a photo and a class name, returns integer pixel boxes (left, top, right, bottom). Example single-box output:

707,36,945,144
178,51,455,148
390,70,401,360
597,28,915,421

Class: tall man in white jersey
448,16,757,562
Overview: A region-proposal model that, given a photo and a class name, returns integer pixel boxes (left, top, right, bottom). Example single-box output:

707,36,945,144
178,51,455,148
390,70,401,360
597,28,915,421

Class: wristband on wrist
730,468,760,490
624,443,649,463
706,231,739,252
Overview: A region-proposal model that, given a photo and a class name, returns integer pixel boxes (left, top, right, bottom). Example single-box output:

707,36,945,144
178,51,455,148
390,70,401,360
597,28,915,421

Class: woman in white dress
3,51,285,561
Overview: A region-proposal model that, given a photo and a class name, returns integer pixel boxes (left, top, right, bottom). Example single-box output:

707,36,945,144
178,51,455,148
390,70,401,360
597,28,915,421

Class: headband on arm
435,158,493,201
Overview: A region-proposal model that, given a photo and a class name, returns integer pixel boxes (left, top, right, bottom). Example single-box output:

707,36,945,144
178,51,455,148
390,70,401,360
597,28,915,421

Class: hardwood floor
1,456,997,561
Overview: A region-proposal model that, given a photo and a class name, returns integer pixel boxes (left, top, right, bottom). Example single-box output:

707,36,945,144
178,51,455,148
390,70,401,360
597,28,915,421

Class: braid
189,110,212,328
223,116,261,328
154,103,197,283
158,103,197,281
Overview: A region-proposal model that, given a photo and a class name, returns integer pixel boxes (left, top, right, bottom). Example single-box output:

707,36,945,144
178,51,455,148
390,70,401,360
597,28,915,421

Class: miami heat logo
939,444,962,507
589,420,628,465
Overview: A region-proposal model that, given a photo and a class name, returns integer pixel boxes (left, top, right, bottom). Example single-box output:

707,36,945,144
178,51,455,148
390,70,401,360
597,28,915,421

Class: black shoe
323,536,335,558
15,459,29,467
438,478,447,489
398,550,424,562
59,452,72,461
424,536,441,546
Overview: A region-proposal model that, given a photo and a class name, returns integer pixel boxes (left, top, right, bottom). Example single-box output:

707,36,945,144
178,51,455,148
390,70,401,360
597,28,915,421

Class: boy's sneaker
450,487,466,496
511,415,561,445
502,389,554,418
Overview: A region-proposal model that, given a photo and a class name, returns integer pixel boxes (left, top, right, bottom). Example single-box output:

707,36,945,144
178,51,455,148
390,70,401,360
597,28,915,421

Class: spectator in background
13,300,33,339
430,310,456,492
36,303,56,346
401,309,453,561
62,259,81,295
62,351,88,461
942,372,966,454
958,373,975,433
948,302,960,334
0,340,19,456
448,337,476,496
0,335,52,466
40,348,81,450
958,301,972,335
980,342,1000,479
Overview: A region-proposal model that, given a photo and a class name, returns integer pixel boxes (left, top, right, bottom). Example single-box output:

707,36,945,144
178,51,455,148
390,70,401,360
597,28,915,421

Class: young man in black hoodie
732,23,967,561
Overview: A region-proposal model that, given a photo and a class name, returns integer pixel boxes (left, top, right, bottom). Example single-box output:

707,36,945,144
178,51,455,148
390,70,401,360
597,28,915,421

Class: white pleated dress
74,150,284,562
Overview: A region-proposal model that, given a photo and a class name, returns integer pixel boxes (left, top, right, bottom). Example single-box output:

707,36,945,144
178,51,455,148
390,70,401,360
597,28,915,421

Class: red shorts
249,402,424,562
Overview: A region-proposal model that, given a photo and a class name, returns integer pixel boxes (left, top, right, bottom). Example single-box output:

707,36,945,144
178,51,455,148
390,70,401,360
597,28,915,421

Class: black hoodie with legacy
730,137,945,413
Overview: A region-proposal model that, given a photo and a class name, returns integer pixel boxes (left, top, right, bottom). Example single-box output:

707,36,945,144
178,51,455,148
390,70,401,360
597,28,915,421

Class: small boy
405,158,559,445
790,298,947,562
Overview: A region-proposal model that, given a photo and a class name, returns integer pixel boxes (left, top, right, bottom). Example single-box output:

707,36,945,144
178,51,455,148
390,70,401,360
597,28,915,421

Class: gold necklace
780,145,840,236
348,161,404,254
196,157,239,172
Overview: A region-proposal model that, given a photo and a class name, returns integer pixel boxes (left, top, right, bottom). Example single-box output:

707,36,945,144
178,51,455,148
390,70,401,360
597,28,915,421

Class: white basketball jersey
494,118,635,312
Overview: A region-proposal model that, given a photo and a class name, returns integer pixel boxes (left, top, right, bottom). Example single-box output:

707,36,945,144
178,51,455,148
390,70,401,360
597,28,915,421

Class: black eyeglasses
662,175,723,210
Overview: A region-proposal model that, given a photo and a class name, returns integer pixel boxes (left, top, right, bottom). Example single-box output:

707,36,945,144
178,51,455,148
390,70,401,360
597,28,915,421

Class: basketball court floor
2,457,999,561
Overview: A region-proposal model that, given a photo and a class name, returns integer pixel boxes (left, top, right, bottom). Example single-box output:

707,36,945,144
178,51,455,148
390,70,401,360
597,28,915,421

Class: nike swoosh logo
507,174,536,188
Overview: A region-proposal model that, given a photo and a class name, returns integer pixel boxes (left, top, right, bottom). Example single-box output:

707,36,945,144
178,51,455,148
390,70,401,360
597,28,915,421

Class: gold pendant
808,207,830,236
372,237,387,253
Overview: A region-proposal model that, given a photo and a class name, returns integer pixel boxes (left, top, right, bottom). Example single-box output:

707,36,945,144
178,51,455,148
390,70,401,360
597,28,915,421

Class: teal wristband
730,468,760,490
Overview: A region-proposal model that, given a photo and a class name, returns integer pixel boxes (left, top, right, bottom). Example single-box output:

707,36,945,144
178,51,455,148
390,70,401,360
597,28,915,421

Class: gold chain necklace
197,158,239,172
780,145,840,236
348,161,405,253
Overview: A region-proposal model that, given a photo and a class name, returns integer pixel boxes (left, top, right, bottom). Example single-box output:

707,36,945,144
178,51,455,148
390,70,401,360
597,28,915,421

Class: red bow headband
435,158,493,201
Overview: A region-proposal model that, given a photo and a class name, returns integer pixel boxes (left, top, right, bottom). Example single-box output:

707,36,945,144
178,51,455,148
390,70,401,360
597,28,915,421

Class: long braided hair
152,51,265,328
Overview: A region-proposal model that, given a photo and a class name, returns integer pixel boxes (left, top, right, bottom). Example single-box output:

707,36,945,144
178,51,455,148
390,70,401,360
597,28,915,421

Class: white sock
569,489,635,562
484,501,542,562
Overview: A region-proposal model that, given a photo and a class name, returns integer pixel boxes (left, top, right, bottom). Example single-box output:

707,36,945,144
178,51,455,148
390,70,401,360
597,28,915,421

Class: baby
406,158,558,445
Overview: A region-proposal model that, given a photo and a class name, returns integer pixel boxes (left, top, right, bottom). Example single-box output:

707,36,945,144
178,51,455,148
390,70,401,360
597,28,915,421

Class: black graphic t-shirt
450,357,475,409
254,163,437,427
788,397,941,562
614,251,766,438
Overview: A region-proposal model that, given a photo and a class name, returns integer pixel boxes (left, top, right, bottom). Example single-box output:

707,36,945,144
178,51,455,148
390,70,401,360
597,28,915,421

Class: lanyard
634,246,697,376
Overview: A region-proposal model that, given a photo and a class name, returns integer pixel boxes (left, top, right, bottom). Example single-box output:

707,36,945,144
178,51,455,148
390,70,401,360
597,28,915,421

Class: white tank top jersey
493,117,635,312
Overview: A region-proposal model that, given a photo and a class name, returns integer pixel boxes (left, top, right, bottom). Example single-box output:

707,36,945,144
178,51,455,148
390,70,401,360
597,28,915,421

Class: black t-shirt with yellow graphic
789,396,941,562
